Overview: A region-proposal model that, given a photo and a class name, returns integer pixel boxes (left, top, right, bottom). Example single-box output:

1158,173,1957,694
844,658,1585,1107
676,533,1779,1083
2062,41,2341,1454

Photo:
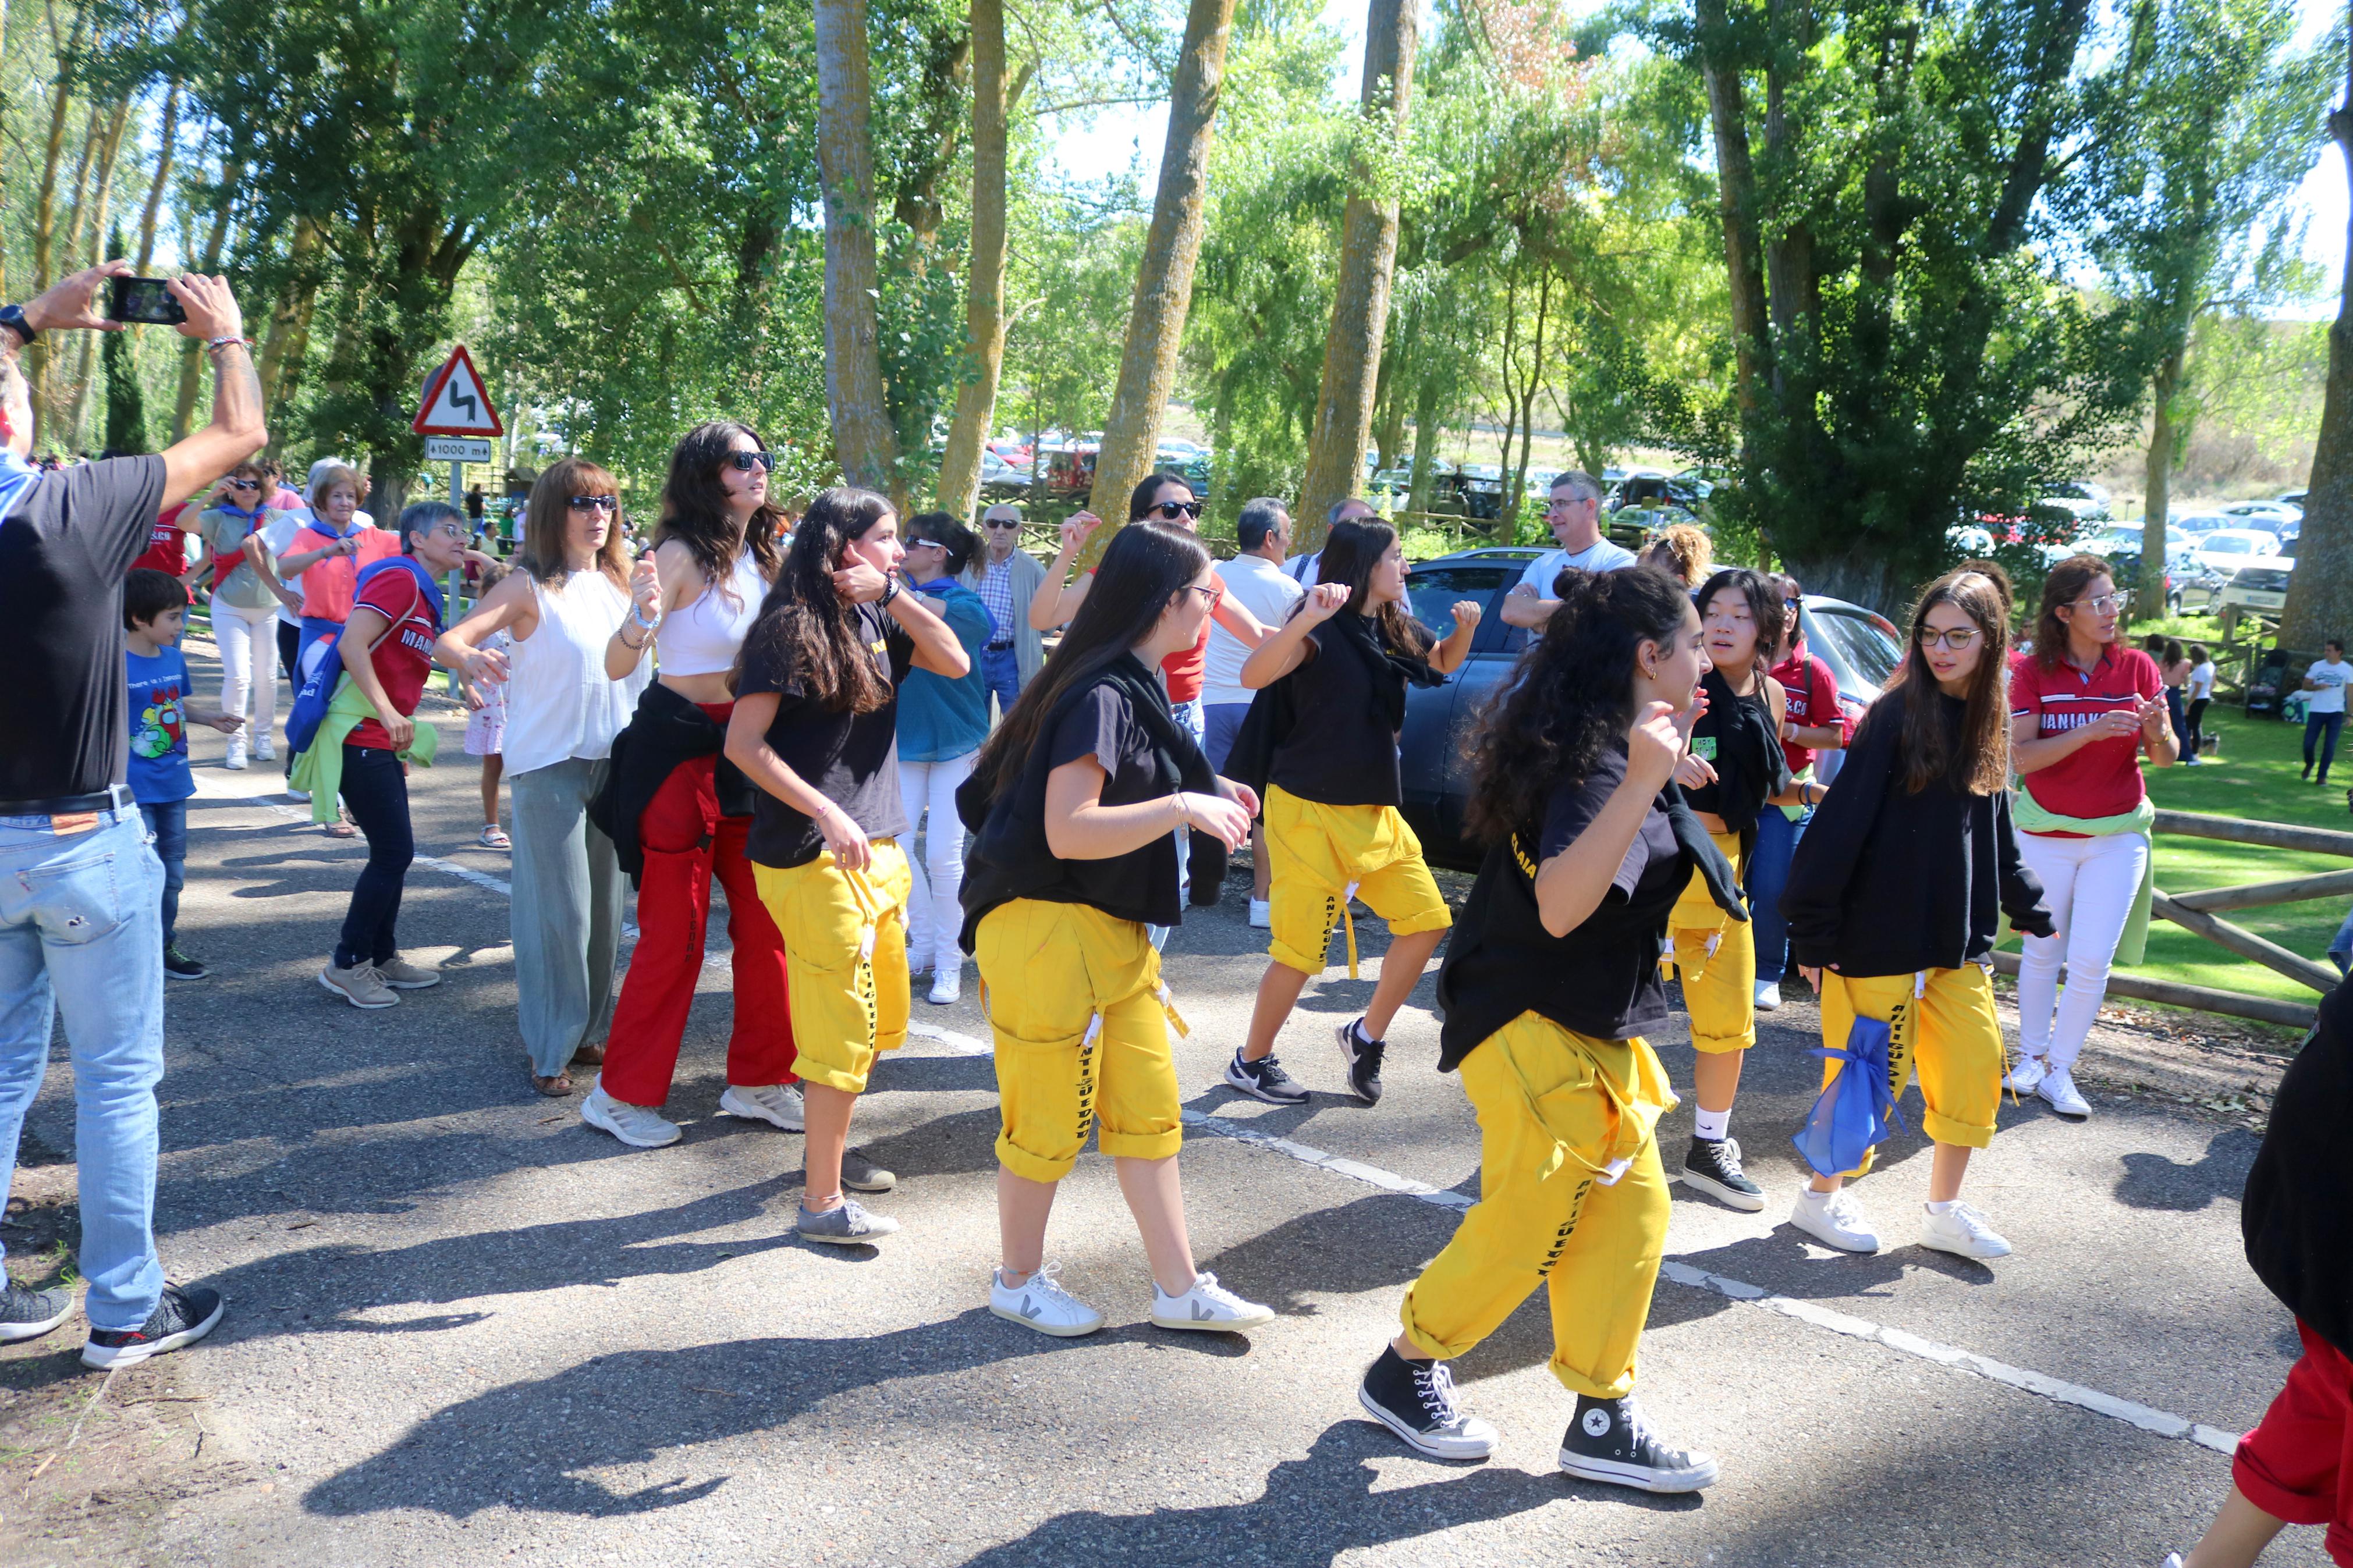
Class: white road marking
184,799,2248,1460
191,774,511,895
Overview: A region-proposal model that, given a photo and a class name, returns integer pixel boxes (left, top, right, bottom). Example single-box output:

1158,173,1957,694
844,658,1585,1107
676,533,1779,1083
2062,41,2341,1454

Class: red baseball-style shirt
1770,642,1849,774
344,568,439,751
130,501,191,579
2009,644,2161,822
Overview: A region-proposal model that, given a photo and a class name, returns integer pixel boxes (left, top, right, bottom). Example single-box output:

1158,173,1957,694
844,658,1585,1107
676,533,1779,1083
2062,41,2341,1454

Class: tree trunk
2139,341,2185,621
255,215,325,418
62,99,133,447
171,159,239,441
815,0,900,495
935,0,1008,520
1693,0,1773,443
1083,0,1238,560
1295,0,1418,549
2282,49,2353,653
133,81,178,272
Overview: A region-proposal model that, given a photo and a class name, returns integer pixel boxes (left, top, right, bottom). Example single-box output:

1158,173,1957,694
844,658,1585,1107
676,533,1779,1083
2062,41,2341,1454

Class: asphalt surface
1,635,2327,1567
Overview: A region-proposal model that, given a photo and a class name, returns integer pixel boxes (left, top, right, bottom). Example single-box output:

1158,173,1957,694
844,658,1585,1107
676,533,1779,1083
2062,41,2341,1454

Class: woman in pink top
277,464,400,679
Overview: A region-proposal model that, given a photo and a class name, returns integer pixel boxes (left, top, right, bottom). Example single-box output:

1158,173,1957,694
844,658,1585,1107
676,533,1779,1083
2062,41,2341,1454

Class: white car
2218,559,2295,615
2038,481,2112,525
2220,499,2302,528
2083,524,2196,571
2189,528,2284,578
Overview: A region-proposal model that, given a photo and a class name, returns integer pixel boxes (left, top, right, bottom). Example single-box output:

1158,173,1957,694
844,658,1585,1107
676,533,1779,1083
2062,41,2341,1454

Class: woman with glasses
2005,555,2175,1122
195,463,302,771
895,512,993,1005
1226,520,1479,1107
434,460,651,1096
580,422,803,1150
1750,573,1849,1012
1782,569,2055,1257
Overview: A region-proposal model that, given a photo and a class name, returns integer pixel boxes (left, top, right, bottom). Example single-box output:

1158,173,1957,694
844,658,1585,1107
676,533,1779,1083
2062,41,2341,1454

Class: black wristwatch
0,305,35,348
878,578,900,609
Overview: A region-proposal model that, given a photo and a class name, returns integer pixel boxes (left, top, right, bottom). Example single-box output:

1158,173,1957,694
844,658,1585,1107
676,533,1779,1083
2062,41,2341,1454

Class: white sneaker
2036,1065,2090,1119
2003,1053,2047,1094
1150,1270,1275,1332
1789,1186,1880,1253
253,735,275,762
1753,980,1781,1011
223,738,249,770
719,1082,805,1132
581,1082,683,1147
990,1263,1103,1338
1248,898,1271,929
928,968,960,1005
1921,1201,2013,1260
286,785,311,803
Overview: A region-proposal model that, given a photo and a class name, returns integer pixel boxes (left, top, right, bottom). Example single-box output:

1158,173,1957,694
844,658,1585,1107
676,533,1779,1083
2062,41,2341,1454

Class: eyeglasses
1180,584,1223,609
2072,593,2124,614
727,451,776,474
425,522,467,541
983,517,1021,530
226,478,260,492
568,495,618,513
1149,500,1204,520
1917,627,1982,650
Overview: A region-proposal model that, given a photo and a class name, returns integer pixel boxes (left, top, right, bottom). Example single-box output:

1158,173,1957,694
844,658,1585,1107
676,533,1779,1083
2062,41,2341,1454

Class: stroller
2246,647,2292,719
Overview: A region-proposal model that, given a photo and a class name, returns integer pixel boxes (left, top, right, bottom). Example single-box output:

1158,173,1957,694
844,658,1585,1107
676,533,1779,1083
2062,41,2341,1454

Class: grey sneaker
0,1279,73,1343
580,1083,683,1148
719,1082,805,1132
796,1197,899,1245
319,961,398,1009
841,1147,896,1192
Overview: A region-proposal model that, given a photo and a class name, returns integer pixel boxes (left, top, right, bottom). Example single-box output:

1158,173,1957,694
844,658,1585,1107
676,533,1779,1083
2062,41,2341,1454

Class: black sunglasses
226,478,260,491
983,517,1021,530
568,495,619,513
1149,500,1203,520
727,451,776,474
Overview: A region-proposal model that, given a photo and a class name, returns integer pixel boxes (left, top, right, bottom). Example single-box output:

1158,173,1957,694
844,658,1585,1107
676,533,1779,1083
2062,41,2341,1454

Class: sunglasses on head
727,451,776,474
568,494,618,513
1149,500,1203,520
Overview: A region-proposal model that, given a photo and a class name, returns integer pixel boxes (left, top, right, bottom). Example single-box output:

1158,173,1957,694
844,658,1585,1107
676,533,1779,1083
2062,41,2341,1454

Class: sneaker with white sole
223,738,249,770
286,785,311,802
318,961,398,1009
1224,1049,1309,1105
840,1147,896,1192
2003,1053,2047,1094
1789,1185,1880,1253
1248,898,1272,930
1149,1270,1275,1331
1358,1347,1497,1461
376,955,441,989
796,1197,898,1245
1680,1136,1766,1212
1753,980,1781,1011
81,1283,225,1371
0,1279,73,1343
1335,1018,1385,1105
580,1083,683,1148
719,1082,805,1132
989,1262,1103,1337
2037,1065,2090,1119
1559,1393,1718,1493
928,969,960,1005
1921,1201,2013,1260
253,735,275,762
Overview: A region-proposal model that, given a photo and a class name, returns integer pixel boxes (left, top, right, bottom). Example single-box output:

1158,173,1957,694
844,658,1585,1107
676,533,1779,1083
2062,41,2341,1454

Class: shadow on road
2113,1126,2260,1211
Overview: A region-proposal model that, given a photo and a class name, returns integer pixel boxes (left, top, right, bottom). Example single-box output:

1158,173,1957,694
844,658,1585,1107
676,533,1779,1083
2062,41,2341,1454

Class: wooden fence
1988,808,2350,1029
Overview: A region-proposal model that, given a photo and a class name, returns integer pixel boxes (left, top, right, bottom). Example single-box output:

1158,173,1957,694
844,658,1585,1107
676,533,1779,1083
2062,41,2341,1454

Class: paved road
1,637,2324,1567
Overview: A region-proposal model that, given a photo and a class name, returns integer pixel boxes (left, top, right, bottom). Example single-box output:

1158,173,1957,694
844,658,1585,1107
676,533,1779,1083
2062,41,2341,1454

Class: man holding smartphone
0,257,265,1368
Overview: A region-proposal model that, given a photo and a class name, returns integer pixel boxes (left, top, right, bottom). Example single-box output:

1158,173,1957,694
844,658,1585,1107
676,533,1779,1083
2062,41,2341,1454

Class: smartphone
108,276,185,326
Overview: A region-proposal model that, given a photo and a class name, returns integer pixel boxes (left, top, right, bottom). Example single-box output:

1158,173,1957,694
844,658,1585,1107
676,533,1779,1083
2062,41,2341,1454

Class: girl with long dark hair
727,487,969,1243
583,422,800,1147
1227,520,1481,1107
1358,566,1719,1491
2005,554,2174,1121
1781,569,2056,1258
960,522,1275,1335
1665,567,1795,1213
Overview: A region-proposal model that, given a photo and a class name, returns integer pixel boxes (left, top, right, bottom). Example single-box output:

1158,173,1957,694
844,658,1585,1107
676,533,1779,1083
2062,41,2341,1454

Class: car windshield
1808,607,1901,692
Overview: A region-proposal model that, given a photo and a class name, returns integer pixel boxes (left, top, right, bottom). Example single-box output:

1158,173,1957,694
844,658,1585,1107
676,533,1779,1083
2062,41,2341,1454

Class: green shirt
197,505,290,610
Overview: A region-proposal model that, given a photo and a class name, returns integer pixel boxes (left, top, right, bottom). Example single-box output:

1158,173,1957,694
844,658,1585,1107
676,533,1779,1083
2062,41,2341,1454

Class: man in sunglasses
958,503,1045,719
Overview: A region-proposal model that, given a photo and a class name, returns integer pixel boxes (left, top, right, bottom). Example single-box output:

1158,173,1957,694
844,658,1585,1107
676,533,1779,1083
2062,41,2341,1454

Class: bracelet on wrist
205,336,254,354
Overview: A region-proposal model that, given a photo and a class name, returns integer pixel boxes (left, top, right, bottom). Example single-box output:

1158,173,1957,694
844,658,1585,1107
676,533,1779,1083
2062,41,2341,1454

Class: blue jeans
139,799,187,947
1748,804,1812,985
336,745,414,970
0,807,167,1330
980,644,1023,723
2308,711,2345,781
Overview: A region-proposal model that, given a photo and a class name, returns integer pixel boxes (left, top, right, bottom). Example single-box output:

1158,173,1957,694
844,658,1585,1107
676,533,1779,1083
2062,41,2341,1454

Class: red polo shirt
2010,645,2161,822
1770,642,1848,773
130,501,192,578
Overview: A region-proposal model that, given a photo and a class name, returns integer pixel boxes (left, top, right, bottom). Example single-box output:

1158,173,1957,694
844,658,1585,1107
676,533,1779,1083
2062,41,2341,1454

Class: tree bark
62,98,132,446
1406,371,1442,517
815,0,900,495
255,215,325,419
2139,340,2184,621
1693,0,1773,443
1083,0,1238,559
2282,29,2353,653
1295,0,1418,548
935,0,1008,520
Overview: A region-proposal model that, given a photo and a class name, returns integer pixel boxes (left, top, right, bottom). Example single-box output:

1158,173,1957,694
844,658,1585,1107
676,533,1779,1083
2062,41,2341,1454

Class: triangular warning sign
412,344,503,436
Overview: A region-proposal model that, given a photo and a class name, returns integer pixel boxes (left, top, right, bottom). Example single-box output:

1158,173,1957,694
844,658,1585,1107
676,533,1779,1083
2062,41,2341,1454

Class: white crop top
656,547,767,675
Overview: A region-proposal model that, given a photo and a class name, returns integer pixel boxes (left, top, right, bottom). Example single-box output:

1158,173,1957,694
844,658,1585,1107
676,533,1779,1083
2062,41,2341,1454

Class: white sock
1694,1108,1731,1142
1925,1199,1958,1215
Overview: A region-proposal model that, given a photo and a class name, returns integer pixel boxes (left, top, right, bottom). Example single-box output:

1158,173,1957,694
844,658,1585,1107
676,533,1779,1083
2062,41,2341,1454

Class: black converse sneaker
1358,1346,1497,1460
1335,1018,1386,1105
81,1283,225,1370
1559,1393,1719,1493
163,944,208,981
0,1278,73,1343
1224,1048,1309,1105
1680,1135,1765,1212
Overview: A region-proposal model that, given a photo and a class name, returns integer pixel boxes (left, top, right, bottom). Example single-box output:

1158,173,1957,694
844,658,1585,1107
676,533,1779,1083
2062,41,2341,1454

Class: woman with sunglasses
895,512,994,1005
195,463,301,771
435,460,651,1096
581,424,804,1150
1227,520,1479,1106
1781,570,2055,1257
2004,554,2175,1122
1749,572,1849,1012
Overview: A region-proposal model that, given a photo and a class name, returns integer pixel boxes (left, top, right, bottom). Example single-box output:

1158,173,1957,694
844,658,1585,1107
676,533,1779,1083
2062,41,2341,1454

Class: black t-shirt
1684,667,1783,829
1267,620,1406,808
0,456,169,799
1032,681,1183,920
737,599,917,869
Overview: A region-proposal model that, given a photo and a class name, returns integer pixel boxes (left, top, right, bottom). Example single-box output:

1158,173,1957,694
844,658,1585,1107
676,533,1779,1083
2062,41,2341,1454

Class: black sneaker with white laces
0,1278,73,1343
1335,1018,1386,1105
1224,1048,1309,1105
1559,1393,1719,1493
163,944,208,981
81,1283,225,1371
1679,1135,1765,1212
1358,1346,1497,1460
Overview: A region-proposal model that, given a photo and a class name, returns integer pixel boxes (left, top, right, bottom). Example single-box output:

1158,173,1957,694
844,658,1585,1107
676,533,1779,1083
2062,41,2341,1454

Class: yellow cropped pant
977,898,1186,1183
1668,830,1754,1054
1399,1012,1676,1400
1817,964,2005,1176
1262,785,1451,977
753,840,911,1096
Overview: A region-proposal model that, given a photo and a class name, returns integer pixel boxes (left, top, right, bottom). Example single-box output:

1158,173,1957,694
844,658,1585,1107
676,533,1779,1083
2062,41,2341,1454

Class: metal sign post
414,351,505,694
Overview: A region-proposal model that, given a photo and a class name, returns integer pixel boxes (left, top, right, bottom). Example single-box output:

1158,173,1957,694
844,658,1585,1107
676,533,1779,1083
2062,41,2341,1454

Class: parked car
2219,560,2295,617
1385,547,1904,868
2036,481,2112,527
977,448,1031,498
1038,442,1099,501
2169,510,2230,539
2223,499,2302,525
2188,528,2283,578
2278,489,2308,509
1458,464,1506,519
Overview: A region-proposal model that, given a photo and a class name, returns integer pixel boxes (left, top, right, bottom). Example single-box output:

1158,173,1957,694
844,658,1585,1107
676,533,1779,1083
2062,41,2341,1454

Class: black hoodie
1781,682,2053,977
2243,977,2353,1356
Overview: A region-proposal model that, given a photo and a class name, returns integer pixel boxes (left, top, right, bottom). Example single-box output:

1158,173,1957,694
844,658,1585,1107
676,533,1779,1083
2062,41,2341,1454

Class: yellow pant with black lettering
977,898,1184,1183
1262,785,1451,977
1818,965,2004,1176
1668,830,1754,1054
1399,1012,1675,1400
752,840,912,1096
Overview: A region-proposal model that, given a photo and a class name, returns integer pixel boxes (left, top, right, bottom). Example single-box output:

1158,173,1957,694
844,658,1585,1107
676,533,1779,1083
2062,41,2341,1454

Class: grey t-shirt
0,455,169,798
1518,538,1639,595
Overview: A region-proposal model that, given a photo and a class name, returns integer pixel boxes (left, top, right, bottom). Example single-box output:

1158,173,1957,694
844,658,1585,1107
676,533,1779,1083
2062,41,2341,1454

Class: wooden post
1986,951,2317,1029
2150,890,2342,993
2151,809,2353,859
2166,868,2353,913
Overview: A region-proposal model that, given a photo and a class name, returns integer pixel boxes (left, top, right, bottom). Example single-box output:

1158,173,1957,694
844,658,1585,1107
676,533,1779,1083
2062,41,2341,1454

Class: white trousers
214,599,282,739
2014,830,2149,1069
898,751,975,972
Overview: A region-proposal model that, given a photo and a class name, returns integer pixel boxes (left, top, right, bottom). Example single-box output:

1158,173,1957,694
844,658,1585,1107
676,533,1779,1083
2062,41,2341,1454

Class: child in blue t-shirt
125,570,244,980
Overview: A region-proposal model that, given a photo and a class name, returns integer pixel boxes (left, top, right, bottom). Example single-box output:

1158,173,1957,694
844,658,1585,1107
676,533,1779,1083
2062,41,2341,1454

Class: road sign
412,344,503,437
424,436,494,464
